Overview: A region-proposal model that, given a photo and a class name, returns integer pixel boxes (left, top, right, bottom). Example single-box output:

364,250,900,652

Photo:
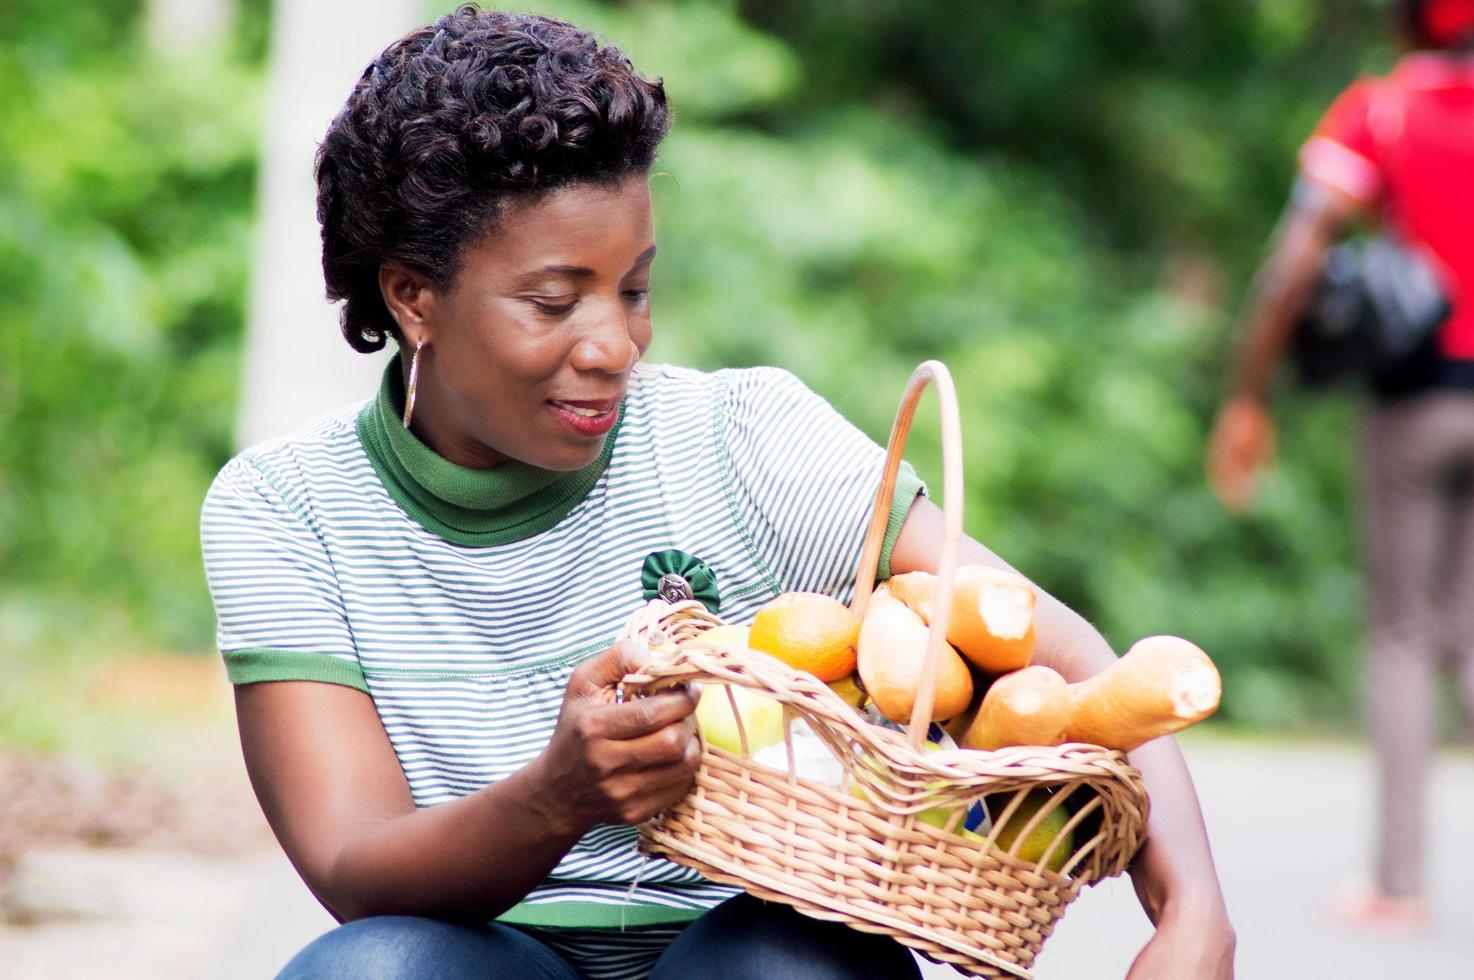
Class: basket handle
849,361,965,750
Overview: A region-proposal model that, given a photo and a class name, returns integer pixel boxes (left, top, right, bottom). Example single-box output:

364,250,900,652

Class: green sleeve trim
222,649,369,693
497,900,706,928
877,462,926,581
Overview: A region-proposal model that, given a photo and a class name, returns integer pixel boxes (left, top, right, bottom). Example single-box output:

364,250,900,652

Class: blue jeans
278,894,923,979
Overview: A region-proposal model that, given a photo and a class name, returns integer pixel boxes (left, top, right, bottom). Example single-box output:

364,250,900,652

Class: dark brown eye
527,297,577,316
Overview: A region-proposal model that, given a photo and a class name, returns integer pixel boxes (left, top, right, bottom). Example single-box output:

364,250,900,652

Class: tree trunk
146,0,235,51
236,0,422,449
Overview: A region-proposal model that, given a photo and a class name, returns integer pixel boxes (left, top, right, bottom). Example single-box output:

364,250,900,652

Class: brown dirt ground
0,654,273,924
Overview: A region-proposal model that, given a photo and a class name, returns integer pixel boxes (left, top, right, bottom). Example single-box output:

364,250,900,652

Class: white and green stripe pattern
201,363,923,976
522,923,687,979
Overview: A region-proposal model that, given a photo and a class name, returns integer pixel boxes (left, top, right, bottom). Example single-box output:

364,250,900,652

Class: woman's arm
889,497,1235,977
235,641,700,923
1206,178,1364,511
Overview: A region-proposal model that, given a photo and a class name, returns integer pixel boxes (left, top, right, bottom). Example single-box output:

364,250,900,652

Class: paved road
1026,736,1474,979
6,735,1472,979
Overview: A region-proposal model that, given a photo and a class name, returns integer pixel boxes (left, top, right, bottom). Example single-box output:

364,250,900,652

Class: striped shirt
200,360,923,977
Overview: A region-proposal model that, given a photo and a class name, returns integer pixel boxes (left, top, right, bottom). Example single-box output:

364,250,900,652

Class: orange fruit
749,592,860,682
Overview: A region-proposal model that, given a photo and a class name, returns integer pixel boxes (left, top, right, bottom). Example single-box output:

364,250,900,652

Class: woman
1208,0,1474,933
204,7,1234,977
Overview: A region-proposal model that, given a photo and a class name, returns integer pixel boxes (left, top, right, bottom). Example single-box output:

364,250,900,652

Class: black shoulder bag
1292,232,1451,388
1291,77,1451,389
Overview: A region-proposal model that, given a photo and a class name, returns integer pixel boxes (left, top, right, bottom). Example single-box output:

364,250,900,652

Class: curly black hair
316,5,670,353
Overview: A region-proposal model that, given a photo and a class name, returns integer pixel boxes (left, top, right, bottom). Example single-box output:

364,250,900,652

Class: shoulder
1302,75,1388,202
629,364,834,438
721,366,838,433
627,363,812,406
1309,74,1384,139
622,362,820,433
1334,74,1383,110
204,401,367,519
625,362,722,406
722,365,811,403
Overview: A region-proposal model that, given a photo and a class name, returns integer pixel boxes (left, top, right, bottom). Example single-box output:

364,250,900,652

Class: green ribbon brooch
642,549,720,613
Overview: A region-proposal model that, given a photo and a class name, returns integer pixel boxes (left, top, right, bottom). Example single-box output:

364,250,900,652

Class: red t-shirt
1299,54,1474,361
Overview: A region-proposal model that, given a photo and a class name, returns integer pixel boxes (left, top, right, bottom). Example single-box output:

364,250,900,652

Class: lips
549,398,618,418
546,397,621,437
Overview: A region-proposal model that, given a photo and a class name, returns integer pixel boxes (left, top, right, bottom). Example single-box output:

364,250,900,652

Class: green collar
355,356,622,546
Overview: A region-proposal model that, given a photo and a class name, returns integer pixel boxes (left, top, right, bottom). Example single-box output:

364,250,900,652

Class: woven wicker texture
615,362,1149,978
619,601,1148,978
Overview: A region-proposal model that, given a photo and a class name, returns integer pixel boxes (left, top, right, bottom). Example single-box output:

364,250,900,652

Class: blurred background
2,1,1471,977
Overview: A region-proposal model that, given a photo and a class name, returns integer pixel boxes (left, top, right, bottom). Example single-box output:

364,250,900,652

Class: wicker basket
616,361,1149,978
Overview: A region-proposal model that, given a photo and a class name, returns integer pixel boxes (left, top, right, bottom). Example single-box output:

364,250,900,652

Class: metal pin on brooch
656,573,694,603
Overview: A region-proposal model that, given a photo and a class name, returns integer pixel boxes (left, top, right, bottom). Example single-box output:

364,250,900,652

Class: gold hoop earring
403,340,424,429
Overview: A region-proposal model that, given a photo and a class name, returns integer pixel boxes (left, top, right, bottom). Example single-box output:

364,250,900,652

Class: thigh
277,916,583,980
1437,468,1474,641
648,895,922,980
1426,397,1474,644
1358,400,1449,638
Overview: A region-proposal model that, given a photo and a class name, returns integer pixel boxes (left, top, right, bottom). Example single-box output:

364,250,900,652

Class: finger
1206,454,1238,508
588,687,698,740
594,718,698,772
566,640,654,699
1222,472,1257,513
609,765,700,824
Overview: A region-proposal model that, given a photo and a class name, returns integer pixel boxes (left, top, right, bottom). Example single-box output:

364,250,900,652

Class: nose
569,302,642,375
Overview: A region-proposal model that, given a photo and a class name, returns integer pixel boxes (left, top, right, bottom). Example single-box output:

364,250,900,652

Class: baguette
857,591,974,723
888,566,1036,674
1065,635,1221,751
961,665,1070,751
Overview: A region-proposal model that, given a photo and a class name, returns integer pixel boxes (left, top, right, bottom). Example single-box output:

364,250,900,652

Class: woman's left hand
1127,906,1235,979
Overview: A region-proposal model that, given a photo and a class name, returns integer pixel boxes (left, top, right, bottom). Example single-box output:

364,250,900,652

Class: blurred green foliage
0,0,1402,729
1,1,265,656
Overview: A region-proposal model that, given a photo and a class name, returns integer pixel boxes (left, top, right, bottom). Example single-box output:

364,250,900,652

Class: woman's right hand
532,640,702,837
1207,394,1275,513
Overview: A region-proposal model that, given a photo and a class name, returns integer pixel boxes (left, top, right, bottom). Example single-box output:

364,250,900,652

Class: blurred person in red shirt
1208,0,1474,932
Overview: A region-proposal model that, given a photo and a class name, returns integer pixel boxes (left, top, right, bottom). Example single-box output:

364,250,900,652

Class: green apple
915,740,967,830
978,791,1073,872
698,624,752,650
849,740,964,830
916,801,964,830
695,683,785,755
850,784,963,831
827,674,868,709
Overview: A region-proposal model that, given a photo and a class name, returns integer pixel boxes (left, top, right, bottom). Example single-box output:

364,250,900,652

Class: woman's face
390,174,656,471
